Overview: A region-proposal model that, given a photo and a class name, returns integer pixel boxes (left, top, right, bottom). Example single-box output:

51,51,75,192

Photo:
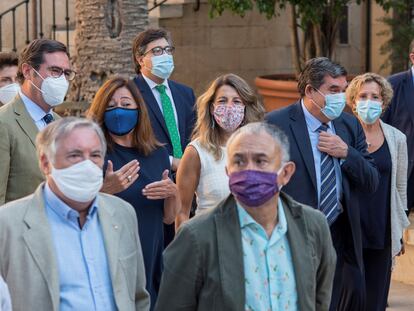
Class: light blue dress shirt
43,184,117,311
237,198,298,311
301,101,343,205
19,90,51,130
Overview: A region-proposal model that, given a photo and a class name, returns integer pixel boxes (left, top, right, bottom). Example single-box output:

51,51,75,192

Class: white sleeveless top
188,139,230,215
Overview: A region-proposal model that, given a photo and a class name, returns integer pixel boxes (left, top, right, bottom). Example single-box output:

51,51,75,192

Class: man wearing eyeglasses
133,29,196,174
0,39,74,205
132,28,197,248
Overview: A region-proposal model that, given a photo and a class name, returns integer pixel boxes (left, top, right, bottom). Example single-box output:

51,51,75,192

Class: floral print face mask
213,104,245,132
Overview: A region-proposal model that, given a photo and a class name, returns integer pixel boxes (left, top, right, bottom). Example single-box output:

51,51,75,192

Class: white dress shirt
19,90,52,130
141,74,179,125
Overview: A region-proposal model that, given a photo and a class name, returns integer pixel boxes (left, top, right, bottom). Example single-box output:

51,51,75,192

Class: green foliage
378,0,414,73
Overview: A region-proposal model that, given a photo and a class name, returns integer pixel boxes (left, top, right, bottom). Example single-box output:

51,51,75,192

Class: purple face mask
229,169,281,207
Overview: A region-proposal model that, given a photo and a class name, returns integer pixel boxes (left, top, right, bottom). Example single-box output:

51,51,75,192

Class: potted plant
207,0,389,111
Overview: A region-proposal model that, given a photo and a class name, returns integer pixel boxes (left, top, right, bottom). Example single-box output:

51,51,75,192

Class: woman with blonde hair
346,72,410,311
87,77,179,309
175,73,264,229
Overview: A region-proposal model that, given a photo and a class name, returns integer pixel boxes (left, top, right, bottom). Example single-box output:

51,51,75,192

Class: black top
360,140,392,249
105,143,170,309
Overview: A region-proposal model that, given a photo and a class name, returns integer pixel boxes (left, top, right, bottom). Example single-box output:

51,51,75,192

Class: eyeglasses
143,46,175,57
47,66,76,81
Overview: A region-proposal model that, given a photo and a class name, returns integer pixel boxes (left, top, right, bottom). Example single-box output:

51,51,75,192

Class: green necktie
155,84,183,158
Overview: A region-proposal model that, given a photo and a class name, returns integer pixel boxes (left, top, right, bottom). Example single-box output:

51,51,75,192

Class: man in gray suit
0,39,72,204
156,122,336,311
0,117,150,311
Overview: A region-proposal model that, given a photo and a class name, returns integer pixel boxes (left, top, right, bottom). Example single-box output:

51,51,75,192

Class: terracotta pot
255,74,300,112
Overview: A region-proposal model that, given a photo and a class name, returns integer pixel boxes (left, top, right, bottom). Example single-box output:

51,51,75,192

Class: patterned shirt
237,198,298,311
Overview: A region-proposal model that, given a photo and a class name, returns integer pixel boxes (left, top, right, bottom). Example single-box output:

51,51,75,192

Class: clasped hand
318,131,348,159
142,170,177,200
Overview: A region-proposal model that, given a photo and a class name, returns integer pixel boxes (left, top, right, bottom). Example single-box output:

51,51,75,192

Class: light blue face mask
356,100,382,124
315,89,346,120
151,54,174,80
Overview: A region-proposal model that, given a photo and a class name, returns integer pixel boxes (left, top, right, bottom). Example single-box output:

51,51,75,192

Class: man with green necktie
133,28,196,174
132,29,197,253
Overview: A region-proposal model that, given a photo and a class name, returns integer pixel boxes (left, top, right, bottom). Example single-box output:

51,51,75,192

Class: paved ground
388,280,414,310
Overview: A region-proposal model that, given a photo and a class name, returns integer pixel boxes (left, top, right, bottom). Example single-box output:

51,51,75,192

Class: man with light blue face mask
0,39,73,205
133,28,197,246
266,57,379,311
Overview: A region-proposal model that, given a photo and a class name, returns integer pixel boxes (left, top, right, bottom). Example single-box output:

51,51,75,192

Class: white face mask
30,68,69,107
0,83,20,104
51,160,103,203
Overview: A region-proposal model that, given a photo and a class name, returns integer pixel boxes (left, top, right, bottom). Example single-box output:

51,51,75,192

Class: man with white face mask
0,117,150,311
0,51,19,106
0,39,72,204
266,57,380,311
132,28,197,245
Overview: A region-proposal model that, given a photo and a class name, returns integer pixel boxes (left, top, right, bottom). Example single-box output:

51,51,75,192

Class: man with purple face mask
155,122,336,311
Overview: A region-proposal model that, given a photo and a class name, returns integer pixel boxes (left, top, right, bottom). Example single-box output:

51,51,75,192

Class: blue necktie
42,113,54,124
319,124,340,225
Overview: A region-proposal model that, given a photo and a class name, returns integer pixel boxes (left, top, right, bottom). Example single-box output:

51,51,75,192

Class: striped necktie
155,84,183,158
319,124,340,225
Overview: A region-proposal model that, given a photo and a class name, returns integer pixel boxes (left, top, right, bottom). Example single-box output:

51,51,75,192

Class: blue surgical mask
104,108,138,136
151,54,174,80
314,89,346,120
356,100,382,124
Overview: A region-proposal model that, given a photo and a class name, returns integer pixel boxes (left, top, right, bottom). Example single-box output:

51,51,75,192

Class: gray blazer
0,184,150,311
0,95,60,204
155,193,337,311
380,121,411,257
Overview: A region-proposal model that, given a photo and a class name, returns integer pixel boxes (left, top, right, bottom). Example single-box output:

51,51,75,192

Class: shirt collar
19,90,51,122
411,66,414,84
142,73,170,91
237,197,288,234
43,182,98,222
301,99,332,132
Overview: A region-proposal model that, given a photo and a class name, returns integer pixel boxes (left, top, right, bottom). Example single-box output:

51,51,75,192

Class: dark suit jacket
155,193,337,311
134,74,196,156
265,101,379,270
383,69,414,208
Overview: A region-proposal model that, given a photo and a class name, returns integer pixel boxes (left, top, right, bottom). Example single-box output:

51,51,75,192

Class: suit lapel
215,196,245,311
134,75,170,140
169,81,186,144
404,69,414,118
97,196,122,289
289,102,317,191
281,194,313,310
13,95,39,147
332,116,350,146
22,184,59,310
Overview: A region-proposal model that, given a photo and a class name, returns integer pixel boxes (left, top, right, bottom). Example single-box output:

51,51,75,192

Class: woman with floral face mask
87,77,179,310
175,74,264,229
346,73,410,311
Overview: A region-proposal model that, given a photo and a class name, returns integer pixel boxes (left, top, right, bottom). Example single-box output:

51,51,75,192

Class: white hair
36,117,107,163
226,122,290,164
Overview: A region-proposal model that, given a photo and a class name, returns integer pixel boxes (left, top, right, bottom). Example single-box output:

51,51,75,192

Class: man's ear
410,53,414,66
304,84,315,98
39,153,52,176
21,63,33,80
279,161,296,187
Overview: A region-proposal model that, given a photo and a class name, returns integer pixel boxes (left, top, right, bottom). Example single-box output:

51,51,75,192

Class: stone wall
159,2,367,96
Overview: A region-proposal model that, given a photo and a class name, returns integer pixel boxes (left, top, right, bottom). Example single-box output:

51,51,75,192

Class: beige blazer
380,121,411,257
0,95,60,204
0,184,150,311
